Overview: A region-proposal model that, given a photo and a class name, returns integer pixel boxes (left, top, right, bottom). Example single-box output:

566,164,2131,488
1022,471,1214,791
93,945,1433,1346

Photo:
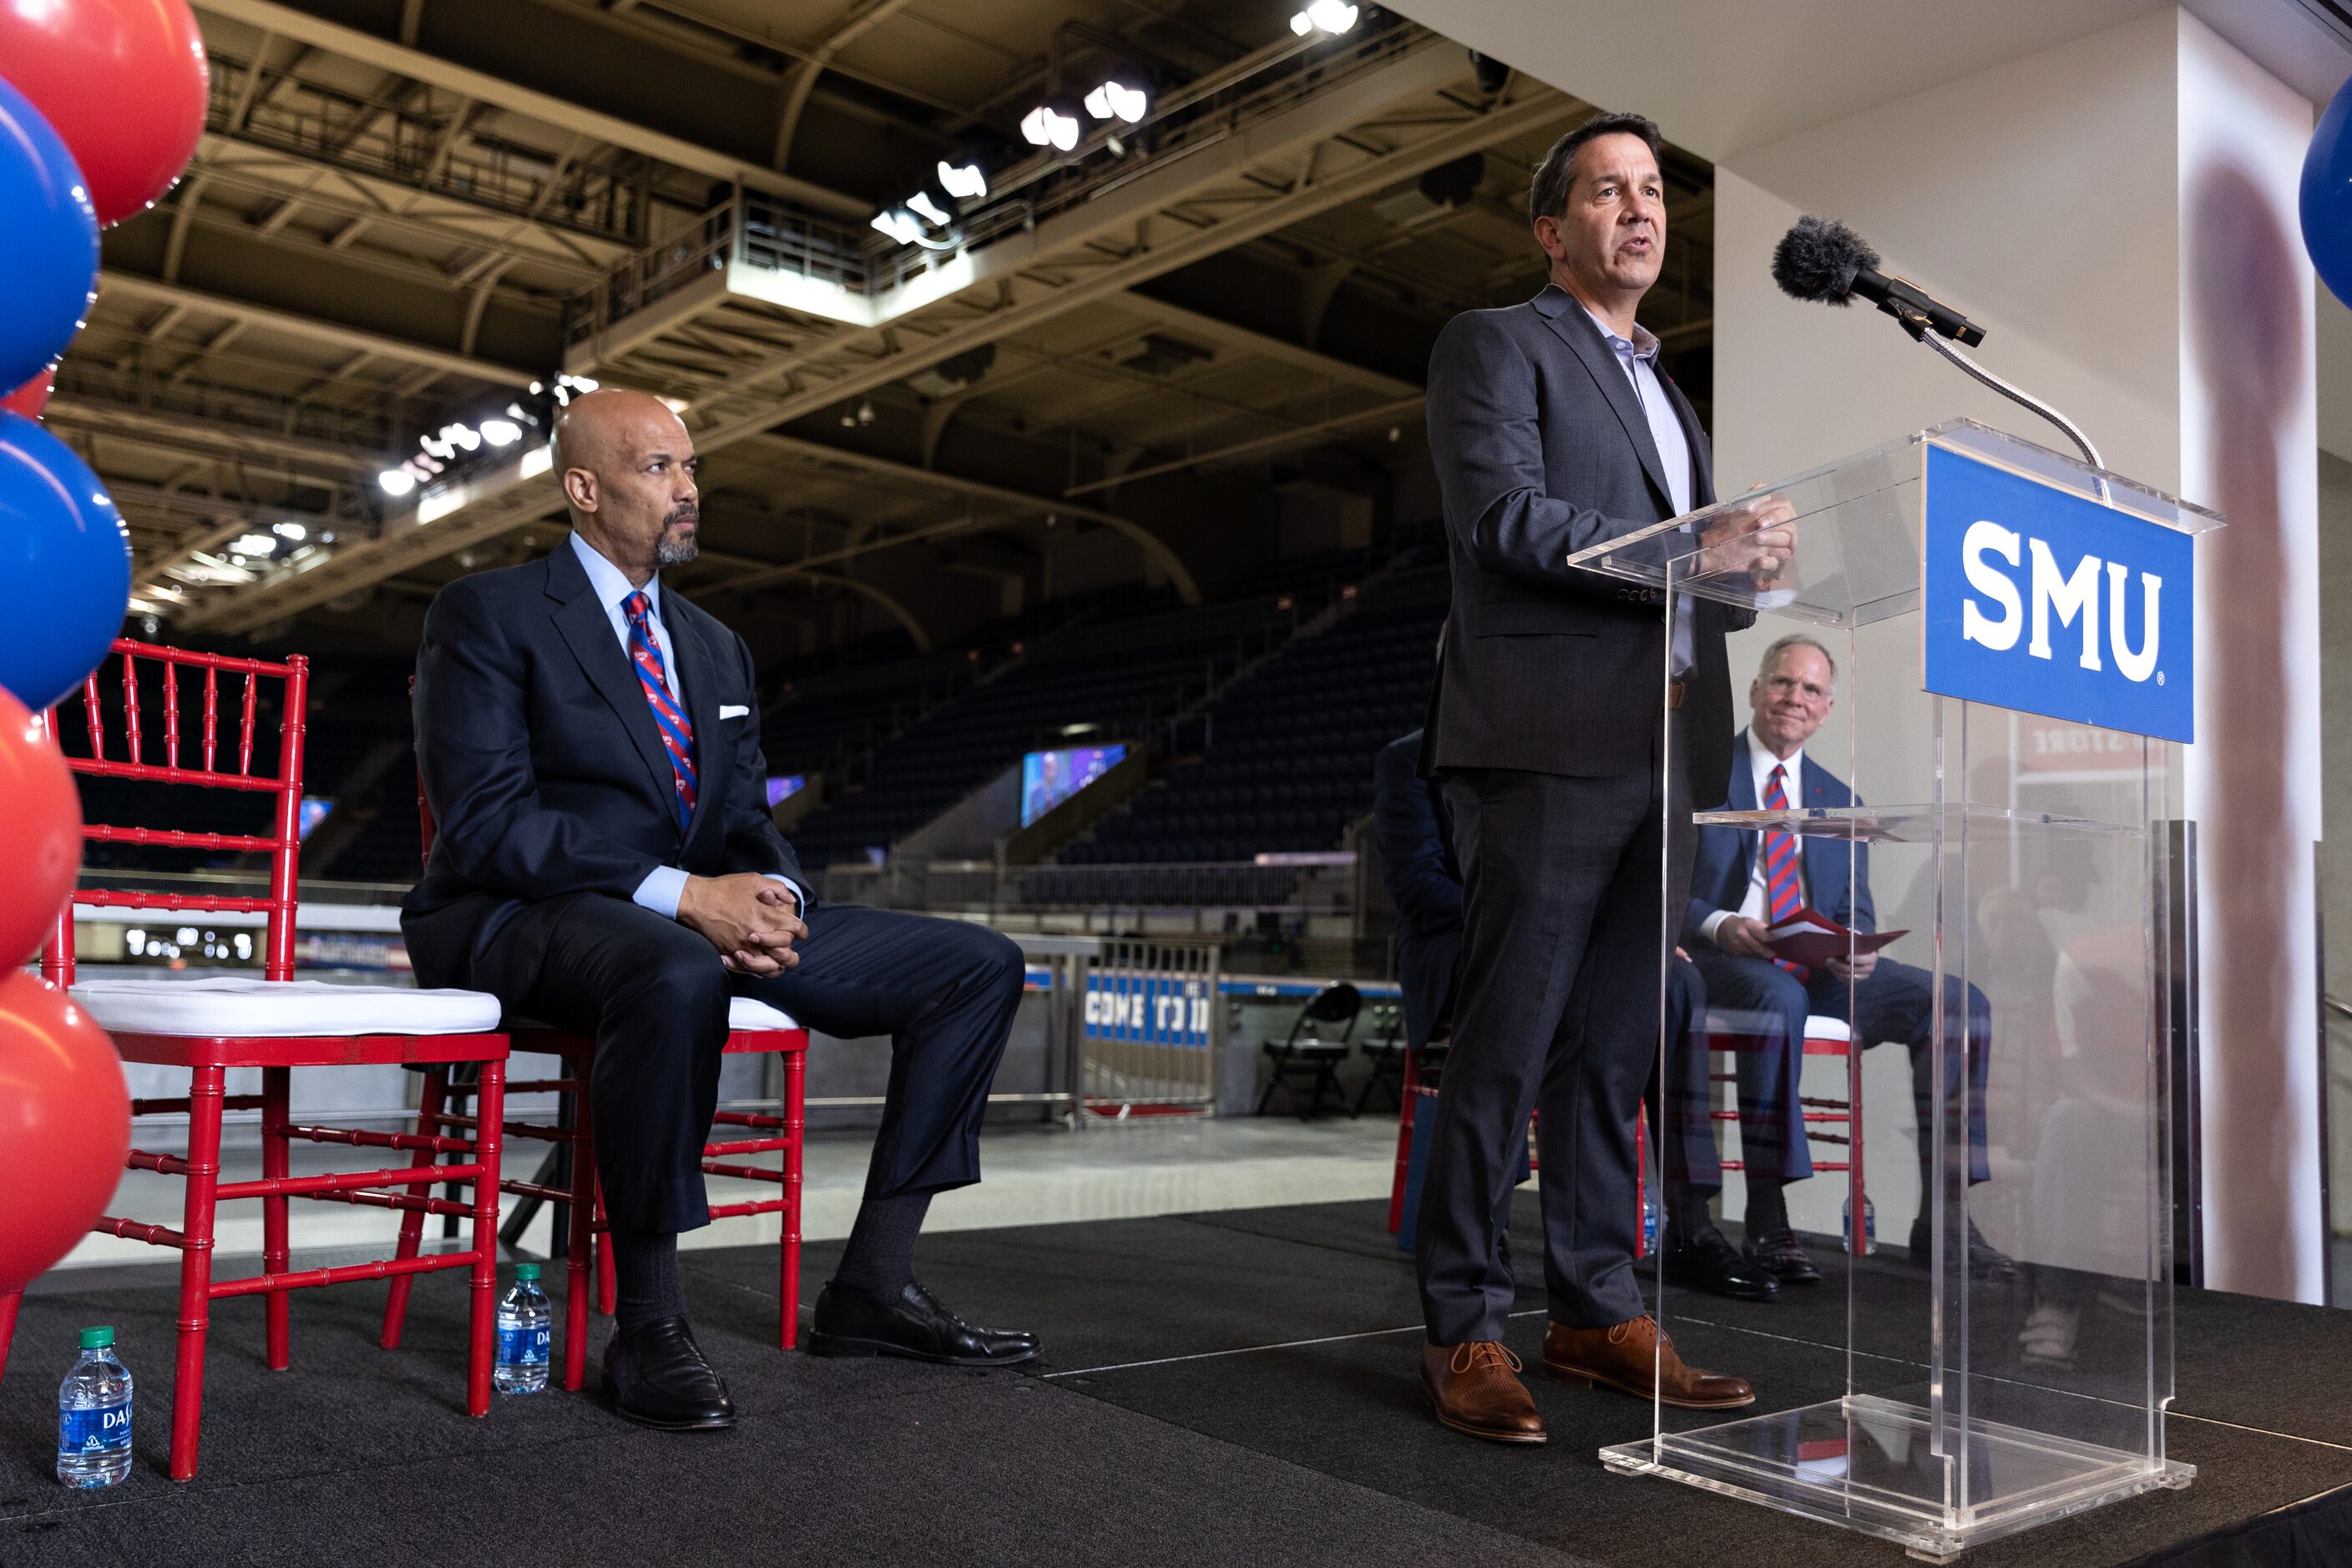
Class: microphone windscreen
1772,215,1878,304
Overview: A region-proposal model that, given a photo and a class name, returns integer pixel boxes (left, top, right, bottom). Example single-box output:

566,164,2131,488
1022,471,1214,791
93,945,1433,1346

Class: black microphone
1771,215,1986,346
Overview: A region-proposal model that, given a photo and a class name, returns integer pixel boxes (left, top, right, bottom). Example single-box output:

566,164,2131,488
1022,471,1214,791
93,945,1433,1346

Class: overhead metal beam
99,270,532,387
44,395,383,477
193,0,872,220
1060,394,1425,497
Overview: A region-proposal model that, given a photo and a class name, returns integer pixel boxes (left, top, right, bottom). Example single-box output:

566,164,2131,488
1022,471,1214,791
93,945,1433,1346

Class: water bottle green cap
79,1327,114,1349
514,1263,540,1282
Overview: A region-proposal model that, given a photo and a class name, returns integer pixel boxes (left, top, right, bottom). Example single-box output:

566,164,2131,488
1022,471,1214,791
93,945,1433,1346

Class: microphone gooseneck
1773,215,2107,492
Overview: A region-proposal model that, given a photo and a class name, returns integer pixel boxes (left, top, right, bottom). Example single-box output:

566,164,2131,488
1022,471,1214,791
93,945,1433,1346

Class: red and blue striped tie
622,590,696,828
1761,762,1807,979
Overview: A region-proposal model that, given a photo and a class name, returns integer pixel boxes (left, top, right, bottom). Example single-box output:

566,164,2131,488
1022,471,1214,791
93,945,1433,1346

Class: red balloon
0,970,129,1296
0,0,209,226
3,365,53,420
0,685,80,971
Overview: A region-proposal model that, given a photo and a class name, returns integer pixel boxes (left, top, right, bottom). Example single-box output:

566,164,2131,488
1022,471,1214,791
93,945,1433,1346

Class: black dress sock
609,1229,685,1336
1743,1177,1790,1241
833,1191,933,1297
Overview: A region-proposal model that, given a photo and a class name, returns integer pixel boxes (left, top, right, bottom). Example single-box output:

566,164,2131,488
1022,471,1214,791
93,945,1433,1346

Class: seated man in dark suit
1375,730,1772,1302
403,389,1038,1433
1684,635,2008,1282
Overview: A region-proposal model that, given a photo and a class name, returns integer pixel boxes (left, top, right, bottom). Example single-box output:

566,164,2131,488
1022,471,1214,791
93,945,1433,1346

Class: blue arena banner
1083,971,1211,1048
1921,443,2194,743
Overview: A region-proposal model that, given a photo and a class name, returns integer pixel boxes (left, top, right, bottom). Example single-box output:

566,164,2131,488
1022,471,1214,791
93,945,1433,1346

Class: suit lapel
1728,731,1758,891
546,548,677,817
1533,290,1677,512
667,596,724,845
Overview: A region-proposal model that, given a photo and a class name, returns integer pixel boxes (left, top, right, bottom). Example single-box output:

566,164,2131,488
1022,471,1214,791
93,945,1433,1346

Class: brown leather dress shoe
1542,1316,1754,1410
1420,1340,1548,1444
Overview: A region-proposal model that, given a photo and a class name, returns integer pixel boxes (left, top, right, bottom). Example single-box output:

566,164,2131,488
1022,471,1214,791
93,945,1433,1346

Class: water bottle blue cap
514,1263,540,1281
79,1327,114,1349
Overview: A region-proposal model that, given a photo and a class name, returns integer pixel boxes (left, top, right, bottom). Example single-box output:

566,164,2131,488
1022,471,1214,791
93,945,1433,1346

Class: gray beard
656,531,698,567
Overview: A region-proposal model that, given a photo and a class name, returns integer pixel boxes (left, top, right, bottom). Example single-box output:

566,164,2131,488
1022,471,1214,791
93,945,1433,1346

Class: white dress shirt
1700,739,1805,946
568,532,806,920
1578,304,1696,675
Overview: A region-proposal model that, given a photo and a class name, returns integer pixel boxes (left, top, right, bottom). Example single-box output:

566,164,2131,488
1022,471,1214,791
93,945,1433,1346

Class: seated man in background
404,388,1037,1434
1375,730,1773,1302
1684,635,2007,1282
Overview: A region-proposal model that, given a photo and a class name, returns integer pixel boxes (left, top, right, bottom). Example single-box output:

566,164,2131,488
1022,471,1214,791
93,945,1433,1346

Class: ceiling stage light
1291,1,1358,35
870,207,923,244
481,418,523,447
377,469,417,497
906,190,952,226
1020,103,1080,152
937,160,987,200
1084,80,1148,123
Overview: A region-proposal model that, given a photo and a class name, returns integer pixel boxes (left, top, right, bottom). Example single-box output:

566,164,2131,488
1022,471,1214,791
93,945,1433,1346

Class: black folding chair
1257,981,1362,1119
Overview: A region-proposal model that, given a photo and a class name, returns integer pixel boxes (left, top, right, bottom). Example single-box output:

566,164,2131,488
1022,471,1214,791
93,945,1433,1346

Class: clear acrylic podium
1568,421,2221,1560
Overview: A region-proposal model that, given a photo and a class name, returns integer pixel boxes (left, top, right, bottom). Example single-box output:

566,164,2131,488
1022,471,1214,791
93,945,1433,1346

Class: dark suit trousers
1687,950,1991,1187
472,893,1024,1234
1418,738,1692,1342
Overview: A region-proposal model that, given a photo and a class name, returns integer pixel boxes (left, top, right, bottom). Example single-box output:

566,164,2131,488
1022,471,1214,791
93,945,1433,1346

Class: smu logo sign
1923,443,2193,743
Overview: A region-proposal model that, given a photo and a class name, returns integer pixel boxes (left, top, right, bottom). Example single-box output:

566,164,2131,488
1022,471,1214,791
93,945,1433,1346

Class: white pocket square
719,704,749,720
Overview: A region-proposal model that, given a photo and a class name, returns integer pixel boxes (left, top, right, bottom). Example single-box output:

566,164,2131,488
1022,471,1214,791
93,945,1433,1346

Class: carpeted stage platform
5,1196,2350,1567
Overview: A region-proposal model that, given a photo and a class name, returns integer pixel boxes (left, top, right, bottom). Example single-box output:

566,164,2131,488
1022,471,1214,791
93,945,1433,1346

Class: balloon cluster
0,0,206,1321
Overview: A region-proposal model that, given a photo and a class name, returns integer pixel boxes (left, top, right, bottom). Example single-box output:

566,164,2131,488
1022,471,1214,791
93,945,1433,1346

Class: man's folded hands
678,872,807,977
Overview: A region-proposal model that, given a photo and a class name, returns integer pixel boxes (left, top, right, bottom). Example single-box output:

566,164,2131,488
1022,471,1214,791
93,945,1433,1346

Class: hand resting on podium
1695,491,1797,586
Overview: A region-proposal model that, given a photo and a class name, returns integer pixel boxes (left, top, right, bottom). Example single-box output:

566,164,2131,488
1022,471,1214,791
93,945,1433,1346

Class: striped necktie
1761,763,1807,979
622,589,696,828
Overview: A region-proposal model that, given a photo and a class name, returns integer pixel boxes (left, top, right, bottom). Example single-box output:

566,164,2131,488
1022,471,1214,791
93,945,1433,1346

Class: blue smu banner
1922,443,2194,743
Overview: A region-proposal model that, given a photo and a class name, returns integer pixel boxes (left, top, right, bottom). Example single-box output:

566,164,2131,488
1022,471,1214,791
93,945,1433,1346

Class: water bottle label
498,1323,550,1368
59,1401,131,1454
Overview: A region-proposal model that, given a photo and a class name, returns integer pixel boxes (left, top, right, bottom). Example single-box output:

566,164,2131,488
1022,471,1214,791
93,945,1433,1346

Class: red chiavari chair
383,729,808,1392
17,638,510,1481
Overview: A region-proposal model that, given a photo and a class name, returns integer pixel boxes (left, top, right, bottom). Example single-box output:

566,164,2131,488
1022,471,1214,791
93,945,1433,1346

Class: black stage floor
4,1196,2349,1567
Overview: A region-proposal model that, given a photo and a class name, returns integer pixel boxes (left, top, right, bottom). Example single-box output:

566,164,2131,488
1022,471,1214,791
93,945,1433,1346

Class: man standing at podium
1413,111,1789,1443
1685,635,2010,1281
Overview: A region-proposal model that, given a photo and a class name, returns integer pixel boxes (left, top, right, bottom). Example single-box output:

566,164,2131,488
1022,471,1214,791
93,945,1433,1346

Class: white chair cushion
72,976,503,1038
729,996,798,1031
508,995,800,1034
1702,1008,1850,1044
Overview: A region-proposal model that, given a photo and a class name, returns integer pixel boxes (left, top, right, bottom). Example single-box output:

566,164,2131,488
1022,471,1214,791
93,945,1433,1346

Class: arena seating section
68,532,1452,892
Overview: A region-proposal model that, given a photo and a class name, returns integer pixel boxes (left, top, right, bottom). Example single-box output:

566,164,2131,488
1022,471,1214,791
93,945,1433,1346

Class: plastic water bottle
57,1326,132,1488
494,1264,552,1395
1641,1188,1664,1255
1844,1194,1877,1256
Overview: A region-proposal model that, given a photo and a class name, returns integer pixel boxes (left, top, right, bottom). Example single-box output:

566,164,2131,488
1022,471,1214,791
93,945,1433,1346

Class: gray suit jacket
1421,283,1743,802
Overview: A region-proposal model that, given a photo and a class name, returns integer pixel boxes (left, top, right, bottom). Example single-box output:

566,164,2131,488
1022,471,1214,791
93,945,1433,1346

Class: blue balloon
0,76,99,392
0,412,129,711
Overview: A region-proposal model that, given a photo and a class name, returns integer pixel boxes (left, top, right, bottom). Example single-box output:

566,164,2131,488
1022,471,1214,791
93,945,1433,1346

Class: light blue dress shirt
1579,305,1697,675
567,532,806,920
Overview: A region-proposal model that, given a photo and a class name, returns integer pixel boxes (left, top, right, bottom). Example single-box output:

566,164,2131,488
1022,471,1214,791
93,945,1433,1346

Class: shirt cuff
761,873,807,913
633,865,689,921
1699,908,1732,947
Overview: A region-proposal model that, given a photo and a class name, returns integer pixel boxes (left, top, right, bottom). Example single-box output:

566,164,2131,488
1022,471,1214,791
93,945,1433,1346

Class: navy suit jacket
1684,730,1874,949
1420,284,1745,799
1373,730,1461,1049
400,537,803,989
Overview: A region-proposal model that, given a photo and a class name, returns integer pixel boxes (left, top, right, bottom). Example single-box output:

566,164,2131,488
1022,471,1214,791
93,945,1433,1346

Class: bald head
553,388,701,585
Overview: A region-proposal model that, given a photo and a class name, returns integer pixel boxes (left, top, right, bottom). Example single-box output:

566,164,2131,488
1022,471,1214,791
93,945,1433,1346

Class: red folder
1765,906,1906,968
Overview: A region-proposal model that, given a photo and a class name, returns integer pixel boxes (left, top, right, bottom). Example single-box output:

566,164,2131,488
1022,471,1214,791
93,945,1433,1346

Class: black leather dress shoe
1745,1227,1823,1286
1662,1224,1778,1302
603,1316,736,1431
809,1279,1040,1366
1908,1216,2021,1282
